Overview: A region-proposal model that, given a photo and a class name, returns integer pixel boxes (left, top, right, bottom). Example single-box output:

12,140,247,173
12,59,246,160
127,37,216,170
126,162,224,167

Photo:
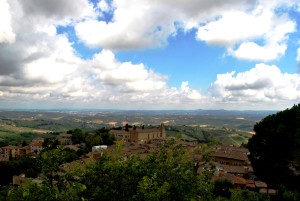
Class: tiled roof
216,163,249,174
212,151,249,161
19,146,30,150
212,144,249,153
246,180,256,189
130,128,161,133
213,173,246,185
0,145,19,149
255,181,267,188
30,141,43,147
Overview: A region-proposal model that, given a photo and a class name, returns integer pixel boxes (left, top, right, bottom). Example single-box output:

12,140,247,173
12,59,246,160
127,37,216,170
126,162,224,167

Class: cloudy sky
0,0,300,110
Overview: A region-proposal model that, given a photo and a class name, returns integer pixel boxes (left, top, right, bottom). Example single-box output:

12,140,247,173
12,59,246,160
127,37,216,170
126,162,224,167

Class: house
211,149,250,166
13,173,42,186
30,137,44,155
215,163,252,177
19,146,31,156
13,173,27,186
111,130,130,140
57,134,72,145
92,145,108,152
213,172,247,189
0,145,19,160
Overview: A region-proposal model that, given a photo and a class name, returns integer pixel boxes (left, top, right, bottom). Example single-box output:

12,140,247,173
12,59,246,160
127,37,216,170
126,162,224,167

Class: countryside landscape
1,107,300,201
0,109,272,147
1,0,300,200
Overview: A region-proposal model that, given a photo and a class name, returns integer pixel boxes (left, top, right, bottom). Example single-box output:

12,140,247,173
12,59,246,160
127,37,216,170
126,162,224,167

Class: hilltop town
1,106,298,201
1,123,275,198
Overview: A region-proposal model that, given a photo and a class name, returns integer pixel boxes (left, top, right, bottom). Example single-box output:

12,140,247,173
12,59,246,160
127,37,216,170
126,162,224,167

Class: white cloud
197,9,272,46
211,64,300,102
75,0,253,50
90,50,167,91
73,0,298,62
97,0,113,13
75,0,177,50
20,0,96,25
197,6,296,61
180,81,202,100
0,0,16,43
0,0,299,110
231,42,287,61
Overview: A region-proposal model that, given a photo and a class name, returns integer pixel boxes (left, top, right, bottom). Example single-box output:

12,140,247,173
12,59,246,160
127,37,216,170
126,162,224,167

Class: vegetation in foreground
1,139,269,201
248,104,300,200
1,105,300,200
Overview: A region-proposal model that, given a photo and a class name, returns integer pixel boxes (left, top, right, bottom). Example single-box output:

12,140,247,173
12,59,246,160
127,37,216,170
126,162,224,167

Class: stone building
111,123,166,144
57,134,72,145
30,137,44,155
0,145,19,160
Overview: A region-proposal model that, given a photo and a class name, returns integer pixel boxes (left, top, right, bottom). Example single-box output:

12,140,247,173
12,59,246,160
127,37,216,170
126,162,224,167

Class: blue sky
0,0,300,110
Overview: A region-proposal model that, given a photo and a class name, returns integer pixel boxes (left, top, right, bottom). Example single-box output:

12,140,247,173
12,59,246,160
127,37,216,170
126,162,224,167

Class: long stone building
111,123,166,144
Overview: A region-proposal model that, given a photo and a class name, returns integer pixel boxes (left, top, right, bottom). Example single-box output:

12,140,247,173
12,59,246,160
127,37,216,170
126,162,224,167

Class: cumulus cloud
89,49,168,92
75,0,177,50
20,0,96,24
0,0,299,110
73,0,299,62
75,0,252,50
197,6,296,61
211,64,300,103
0,0,16,43
0,0,205,111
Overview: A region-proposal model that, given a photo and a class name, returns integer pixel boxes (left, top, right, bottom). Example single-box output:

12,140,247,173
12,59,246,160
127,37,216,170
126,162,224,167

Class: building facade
111,123,166,144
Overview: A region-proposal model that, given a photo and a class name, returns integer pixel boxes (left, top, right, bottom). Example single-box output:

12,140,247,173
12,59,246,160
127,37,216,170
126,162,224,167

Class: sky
0,0,300,110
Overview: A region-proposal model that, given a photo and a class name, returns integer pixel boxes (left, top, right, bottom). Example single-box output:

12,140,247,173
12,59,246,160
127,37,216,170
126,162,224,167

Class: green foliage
6,139,272,201
95,127,115,145
0,156,41,186
85,134,102,150
229,189,270,201
167,126,252,146
248,104,300,191
69,128,86,144
281,189,300,201
40,146,78,173
137,173,171,201
67,128,115,152
213,179,233,198
7,173,86,201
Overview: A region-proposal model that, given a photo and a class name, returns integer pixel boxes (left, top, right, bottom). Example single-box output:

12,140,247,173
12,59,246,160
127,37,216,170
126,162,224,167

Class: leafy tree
137,173,171,201
6,139,271,201
84,134,102,150
0,156,41,186
229,189,270,201
248,104,300,192
213,179,233,198
95,128,115,145
21,140,28,147
125,124,129,131
42,138,60,150
70,128,86,144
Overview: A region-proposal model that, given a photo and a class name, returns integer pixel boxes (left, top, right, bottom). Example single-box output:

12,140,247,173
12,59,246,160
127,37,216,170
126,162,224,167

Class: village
0,123,275,196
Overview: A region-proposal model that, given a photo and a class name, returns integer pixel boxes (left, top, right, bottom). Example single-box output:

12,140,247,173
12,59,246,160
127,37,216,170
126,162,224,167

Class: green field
166,125,253,146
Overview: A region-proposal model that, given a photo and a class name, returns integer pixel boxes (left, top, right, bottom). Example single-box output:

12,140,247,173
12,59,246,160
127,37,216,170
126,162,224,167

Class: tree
21,140,28,147
248,104,300,192
70,128,86,144
84,134,102,150
213,179,233,198
95,127,115,145
125,124,129,131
